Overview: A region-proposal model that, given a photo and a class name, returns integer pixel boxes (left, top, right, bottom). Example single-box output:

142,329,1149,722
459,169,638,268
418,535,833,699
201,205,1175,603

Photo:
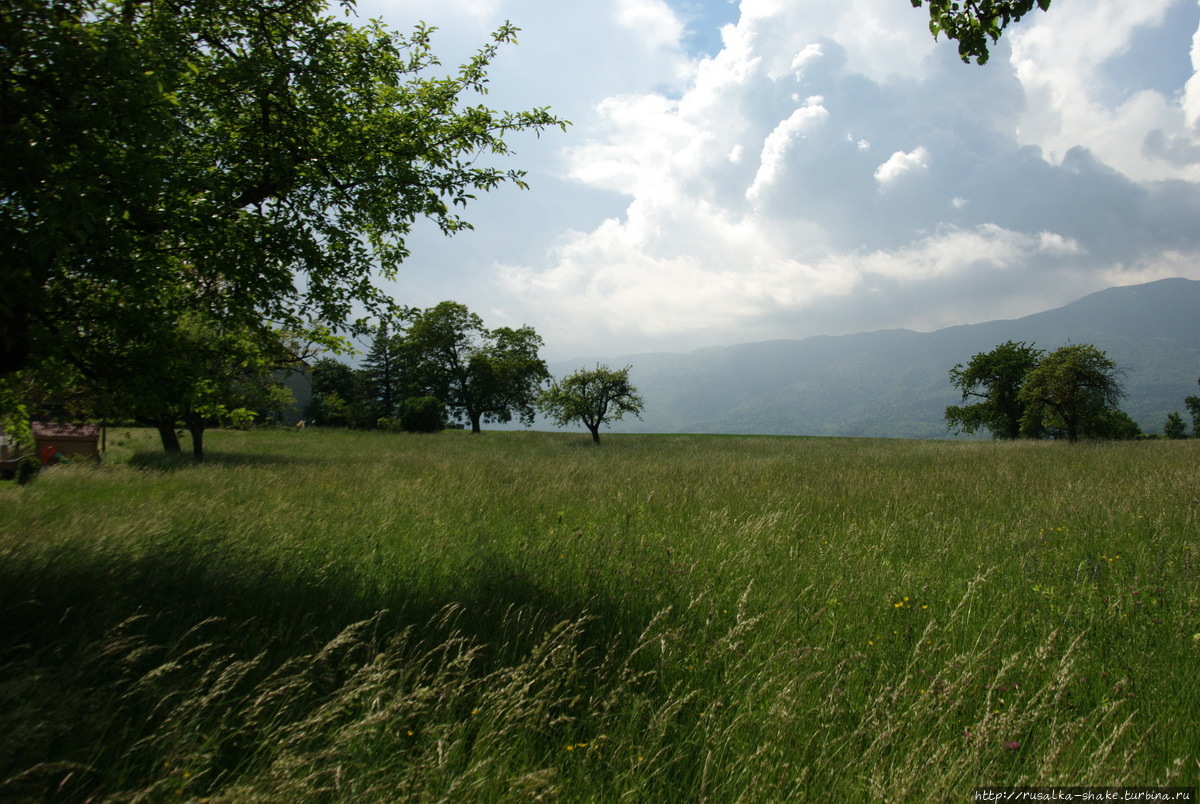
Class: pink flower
1003,741,1020,751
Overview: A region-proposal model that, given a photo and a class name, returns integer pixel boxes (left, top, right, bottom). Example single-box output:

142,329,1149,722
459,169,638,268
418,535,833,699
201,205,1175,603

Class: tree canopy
910,0,1052,64
538,365,644,444
1,0,565,444
1018,344,1126,443
945,341,1043,439
1184,378,1200,437
361,322,410,423
403,302,548,434
947,342,1132,442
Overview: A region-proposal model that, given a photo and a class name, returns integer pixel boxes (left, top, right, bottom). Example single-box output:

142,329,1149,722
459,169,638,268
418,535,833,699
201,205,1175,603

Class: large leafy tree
404,302,548,434
306,357,374,428
1018,344,1126,443
945,341,1044,439
910,0,1052,64
87,309,303,458
1,0,565,429
538,364,644,445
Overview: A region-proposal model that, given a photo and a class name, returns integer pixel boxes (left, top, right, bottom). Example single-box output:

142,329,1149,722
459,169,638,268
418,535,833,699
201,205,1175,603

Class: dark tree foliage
1184,377,1200,437
398,396,447,433
1018,344,1126,443
404,302,548,434
121,315,300,459
1,0,565,446
1084,408,1141,441
307,357,374,428
945,341,1043,439
1163,411,1188,440
911,0,1052,64
361,322,411,421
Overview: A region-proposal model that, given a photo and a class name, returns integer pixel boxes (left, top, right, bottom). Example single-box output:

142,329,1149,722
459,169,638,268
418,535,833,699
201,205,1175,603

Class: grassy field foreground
0,428,1197,801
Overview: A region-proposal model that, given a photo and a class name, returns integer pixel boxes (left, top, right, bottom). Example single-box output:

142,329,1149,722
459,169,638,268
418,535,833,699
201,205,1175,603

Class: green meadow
1,428,1197,801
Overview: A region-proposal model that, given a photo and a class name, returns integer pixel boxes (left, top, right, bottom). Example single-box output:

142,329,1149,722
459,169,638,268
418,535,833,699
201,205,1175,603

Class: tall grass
1,428,1196,801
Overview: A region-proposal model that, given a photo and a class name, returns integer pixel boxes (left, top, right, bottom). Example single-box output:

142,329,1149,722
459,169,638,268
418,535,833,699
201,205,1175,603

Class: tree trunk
157,422,182,452
470,412,482,434
189,424,205,460
1064,412,1079,443
587,424,601,444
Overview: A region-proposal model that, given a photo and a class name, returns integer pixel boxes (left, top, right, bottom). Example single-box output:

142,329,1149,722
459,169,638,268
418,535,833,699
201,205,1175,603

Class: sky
345,0,1200,363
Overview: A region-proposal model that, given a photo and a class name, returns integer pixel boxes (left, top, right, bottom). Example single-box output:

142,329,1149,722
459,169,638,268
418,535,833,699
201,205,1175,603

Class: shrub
14,454,40,485
399,396,447,433
225,407,257,430
1163,411,1188,439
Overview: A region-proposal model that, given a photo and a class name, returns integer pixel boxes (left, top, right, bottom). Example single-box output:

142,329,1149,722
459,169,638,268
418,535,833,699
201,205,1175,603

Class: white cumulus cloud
874,146,930,185
1009,0,1200,181
349,0,1200,363
746,97,830,201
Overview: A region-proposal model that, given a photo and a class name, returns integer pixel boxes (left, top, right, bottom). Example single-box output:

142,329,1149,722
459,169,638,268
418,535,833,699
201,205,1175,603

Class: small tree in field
1018,344,1125,443
1184,377,1200,436
1164,412,1188,440
945,341,1043,438
538,365,644,444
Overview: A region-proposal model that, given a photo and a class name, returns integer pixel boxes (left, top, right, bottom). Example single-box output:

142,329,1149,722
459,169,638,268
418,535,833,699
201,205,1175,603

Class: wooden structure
32,422,101,463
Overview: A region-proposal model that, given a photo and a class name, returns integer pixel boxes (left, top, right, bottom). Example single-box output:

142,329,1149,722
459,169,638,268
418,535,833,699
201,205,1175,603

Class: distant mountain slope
549,278,1200,438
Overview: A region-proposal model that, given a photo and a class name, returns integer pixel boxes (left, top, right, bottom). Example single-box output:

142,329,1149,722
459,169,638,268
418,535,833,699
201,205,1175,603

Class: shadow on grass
0,536,672,802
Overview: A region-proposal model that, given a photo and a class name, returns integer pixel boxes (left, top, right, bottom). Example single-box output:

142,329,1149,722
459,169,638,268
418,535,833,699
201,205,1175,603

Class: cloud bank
354,0,1200,361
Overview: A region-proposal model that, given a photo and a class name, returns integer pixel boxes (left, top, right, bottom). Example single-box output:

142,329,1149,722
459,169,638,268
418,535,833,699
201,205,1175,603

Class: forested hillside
554,278,1200,438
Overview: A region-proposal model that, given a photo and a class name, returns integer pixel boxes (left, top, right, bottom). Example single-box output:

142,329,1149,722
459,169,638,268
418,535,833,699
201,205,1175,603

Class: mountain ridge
544,277,1200,438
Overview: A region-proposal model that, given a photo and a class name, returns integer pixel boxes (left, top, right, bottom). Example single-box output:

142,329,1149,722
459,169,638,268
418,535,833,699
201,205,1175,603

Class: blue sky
348,0,1200,362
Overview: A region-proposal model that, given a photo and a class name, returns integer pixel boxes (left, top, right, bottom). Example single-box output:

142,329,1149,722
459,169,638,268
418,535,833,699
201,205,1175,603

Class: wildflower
1004,741,1020,751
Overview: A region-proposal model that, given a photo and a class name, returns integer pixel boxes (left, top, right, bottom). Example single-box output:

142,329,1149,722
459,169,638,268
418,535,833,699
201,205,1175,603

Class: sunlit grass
1,428,1197,800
